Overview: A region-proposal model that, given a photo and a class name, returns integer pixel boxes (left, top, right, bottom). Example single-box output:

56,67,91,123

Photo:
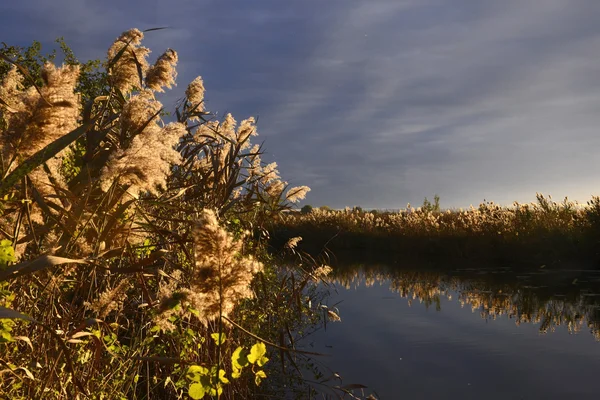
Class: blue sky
2,0,600,209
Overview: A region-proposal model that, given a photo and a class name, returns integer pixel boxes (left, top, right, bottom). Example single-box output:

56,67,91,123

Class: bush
422,194,441,213
300,204,313,214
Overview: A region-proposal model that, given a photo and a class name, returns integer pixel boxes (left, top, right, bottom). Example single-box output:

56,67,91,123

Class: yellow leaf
247,342,266,364
188,383,205,399
254,370,267,386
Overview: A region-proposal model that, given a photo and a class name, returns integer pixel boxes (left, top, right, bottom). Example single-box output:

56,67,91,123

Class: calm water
308,265,600,399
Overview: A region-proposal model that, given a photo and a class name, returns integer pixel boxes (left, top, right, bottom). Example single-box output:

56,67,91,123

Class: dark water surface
309,265,600,399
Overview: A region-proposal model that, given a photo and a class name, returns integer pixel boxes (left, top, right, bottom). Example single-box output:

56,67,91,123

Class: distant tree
422,194,441,213
422,197,431,211
352,206,363,213
300,204,313,214
320,205,332,211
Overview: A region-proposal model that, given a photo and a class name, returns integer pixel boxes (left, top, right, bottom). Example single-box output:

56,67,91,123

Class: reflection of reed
332,265,600,340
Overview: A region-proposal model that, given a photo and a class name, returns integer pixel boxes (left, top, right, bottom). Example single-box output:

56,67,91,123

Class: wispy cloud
2,0,600,208
264,0,600,207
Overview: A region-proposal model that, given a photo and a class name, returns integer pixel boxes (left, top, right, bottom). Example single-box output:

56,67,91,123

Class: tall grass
271,194,600,267
0,29,339,399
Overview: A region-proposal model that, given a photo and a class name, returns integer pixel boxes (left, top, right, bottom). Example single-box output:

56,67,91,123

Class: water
307,265,600,399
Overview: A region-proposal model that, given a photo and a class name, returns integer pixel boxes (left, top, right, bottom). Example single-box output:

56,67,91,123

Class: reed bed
270,194,600,267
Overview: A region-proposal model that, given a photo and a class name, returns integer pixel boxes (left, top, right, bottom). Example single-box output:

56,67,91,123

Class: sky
1,0,600,209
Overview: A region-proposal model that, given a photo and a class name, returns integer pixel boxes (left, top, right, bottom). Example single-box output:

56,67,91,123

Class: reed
0,29,334,399
270,194,600,268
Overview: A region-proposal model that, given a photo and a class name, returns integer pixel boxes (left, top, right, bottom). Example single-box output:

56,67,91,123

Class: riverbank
269,195,600,270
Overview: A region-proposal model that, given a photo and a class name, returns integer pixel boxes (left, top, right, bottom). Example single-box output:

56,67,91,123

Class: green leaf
231,346,247,378
257,355,269,367
207,384,223,397
247,342,266,364
186,365,209,383
248,342,268,366
1,329,13,342
210,332,226,345
0,240,16,268
254,370,267,386
231,370,242,379
231,346,249,371
187,365,209,375
199,374,211,389
218,369,230,384
188,383,206,399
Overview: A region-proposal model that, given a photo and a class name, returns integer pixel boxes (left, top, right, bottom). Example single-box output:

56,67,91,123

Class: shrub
300,204,313,214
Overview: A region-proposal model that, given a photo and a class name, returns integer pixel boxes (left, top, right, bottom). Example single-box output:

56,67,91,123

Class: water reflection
309,264,600,399
332,264,600,339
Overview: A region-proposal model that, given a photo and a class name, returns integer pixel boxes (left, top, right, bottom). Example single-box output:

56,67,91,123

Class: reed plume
107,28,150,94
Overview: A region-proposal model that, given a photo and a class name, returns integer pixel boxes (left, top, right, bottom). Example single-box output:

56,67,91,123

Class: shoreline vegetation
0,30,360,399
269,194,600,269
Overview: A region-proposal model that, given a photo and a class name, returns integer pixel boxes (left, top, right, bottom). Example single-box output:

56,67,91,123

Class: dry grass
271,194,600,267
0,28,338,400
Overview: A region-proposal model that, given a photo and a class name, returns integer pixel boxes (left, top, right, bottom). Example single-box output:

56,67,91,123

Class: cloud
2,0,600,208
264,0,600,208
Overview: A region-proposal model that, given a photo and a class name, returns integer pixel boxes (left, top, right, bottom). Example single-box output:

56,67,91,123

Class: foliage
0,239,16,268
421,194,441,213
184,339,269,398
300,204,313,214
0,29,348,400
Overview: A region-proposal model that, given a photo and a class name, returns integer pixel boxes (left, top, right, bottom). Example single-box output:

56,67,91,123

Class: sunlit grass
271,194,600,266
0,28,348,400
